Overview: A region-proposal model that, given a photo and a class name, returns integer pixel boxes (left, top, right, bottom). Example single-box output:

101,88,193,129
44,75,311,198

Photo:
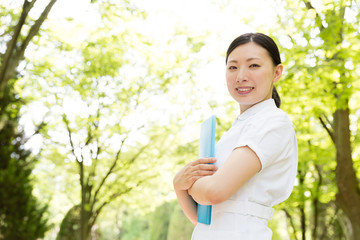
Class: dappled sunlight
1,0,360,239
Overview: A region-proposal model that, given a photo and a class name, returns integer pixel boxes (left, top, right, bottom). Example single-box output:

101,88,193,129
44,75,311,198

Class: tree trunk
299,172,306,240
312,164,322,240
333,105,360,240
0,0,57,97
284,209,299,240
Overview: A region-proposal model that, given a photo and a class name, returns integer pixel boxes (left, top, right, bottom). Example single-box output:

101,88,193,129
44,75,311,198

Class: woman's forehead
228,43,269,62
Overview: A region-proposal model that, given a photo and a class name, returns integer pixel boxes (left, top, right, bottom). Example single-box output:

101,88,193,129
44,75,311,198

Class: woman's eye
250,64,260,68
228,66,237,70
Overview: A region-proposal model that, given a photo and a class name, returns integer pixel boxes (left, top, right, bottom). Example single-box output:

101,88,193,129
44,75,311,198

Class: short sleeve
234,115,295,170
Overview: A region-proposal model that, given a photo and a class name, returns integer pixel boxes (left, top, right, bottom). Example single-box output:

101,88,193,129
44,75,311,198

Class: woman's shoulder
253,105,294,128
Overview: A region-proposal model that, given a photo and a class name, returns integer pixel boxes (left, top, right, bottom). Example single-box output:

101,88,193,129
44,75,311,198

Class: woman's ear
273,64,283,83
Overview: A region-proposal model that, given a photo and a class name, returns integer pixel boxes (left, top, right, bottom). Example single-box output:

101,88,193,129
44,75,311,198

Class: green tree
0,1,57,239
149,201,174,240
167,203,194,240
0,128,49,239
272,0,360,238
119,210,149,240
18,1,208,238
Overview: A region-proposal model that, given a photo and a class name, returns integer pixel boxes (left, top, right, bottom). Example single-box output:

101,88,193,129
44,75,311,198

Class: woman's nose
236,69,248,83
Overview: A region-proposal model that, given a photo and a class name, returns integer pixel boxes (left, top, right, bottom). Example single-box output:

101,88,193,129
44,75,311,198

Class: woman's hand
173,158,217,191
188,146,261,205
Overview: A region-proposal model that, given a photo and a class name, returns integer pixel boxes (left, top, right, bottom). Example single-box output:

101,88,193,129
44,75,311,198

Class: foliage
56,205,102,240
56,205,81,240
118,200,194,240
2,0,360,239
268,0,360,238
148,201,173,240
0,0,57,239
119,211,149,240
0,80,50,239
15,0,209,238
0,152,50,240
167,203,194,240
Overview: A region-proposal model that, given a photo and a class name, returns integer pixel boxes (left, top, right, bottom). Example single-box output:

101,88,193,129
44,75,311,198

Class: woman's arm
173,188,198,225
188,146,261,205
173,158,217,225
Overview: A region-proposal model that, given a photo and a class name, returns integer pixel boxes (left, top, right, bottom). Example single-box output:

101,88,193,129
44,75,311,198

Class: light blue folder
197,115,216,225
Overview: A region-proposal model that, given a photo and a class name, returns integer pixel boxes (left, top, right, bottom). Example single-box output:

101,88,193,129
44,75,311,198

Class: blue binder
197,115,216,225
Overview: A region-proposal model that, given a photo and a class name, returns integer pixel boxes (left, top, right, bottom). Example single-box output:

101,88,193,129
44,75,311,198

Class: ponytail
272,86,281,108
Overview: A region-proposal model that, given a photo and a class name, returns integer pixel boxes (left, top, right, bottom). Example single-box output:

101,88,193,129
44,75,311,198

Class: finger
186,164,217,178
190,168,217,177
202,163,218,170
189,176,201,182
193,157,216,165
193,163,218,171
198,170,217,176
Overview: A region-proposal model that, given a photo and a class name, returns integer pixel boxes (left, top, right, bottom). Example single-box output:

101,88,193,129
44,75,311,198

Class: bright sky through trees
3,0,360,238
46,0,278,102
16,0,279,153
60,0,274,109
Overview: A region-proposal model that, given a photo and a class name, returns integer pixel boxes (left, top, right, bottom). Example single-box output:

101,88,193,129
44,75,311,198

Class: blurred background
0,0,359,239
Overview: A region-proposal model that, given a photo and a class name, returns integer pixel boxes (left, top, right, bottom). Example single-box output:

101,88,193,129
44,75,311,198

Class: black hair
226,33,281,108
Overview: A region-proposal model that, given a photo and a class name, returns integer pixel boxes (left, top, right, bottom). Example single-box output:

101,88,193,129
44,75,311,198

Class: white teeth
236,87,253,92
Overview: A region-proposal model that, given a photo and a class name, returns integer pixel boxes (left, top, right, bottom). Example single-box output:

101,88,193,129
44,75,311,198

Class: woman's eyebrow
227,59,238,64
228,57,261,64
246,57,261,61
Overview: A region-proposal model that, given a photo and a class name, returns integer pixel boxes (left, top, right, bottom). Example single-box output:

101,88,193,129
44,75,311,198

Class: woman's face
226,42,283,113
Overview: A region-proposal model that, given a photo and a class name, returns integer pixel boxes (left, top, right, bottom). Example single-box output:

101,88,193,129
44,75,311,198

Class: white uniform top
192,99,298,240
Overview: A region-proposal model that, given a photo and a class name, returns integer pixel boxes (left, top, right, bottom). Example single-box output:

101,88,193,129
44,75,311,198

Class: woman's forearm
172,157,218,225
174,188,198,225
188,175,215,205
189,147,262,205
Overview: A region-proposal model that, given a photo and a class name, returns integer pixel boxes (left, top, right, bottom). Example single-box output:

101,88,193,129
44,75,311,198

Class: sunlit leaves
271,0,360,238
13,0,211,237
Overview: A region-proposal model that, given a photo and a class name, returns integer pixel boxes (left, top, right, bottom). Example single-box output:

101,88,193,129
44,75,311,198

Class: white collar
235,99,276,122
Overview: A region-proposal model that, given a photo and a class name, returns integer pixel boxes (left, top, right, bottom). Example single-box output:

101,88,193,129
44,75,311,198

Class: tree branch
319,115,335,144
284,209,299,240
0,0,35,92
89,185,134,228
90,134,128,210
319,205,339,240
312,164,323,239
87,103,102,188
84,123,96,194
18,0,58,60
303,0,325,30
90,174,153,228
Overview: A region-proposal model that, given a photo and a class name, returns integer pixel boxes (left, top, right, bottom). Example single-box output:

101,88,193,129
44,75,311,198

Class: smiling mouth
236,87,254,93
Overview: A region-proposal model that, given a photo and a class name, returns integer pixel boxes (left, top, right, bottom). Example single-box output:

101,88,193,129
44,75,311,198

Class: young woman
173,33,298,239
